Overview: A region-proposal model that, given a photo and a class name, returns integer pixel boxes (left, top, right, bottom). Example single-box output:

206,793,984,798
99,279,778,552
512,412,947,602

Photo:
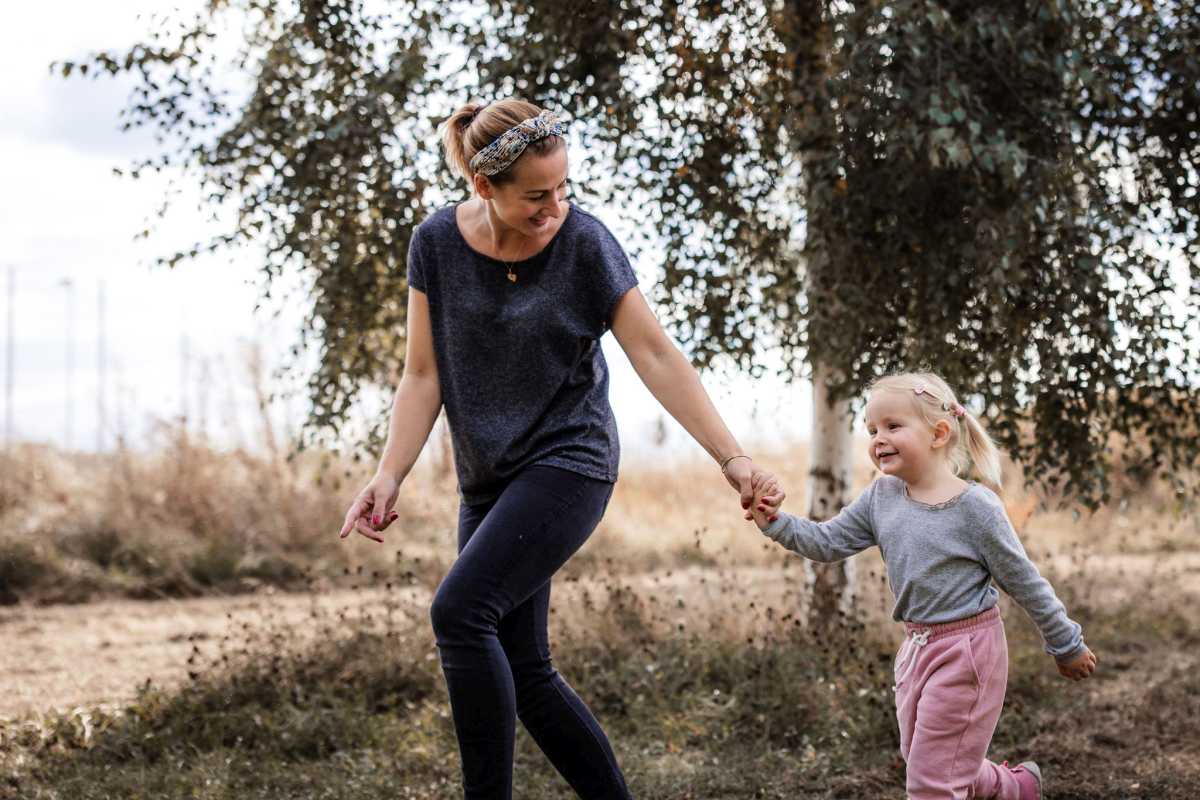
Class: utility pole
97,279,107,452
180,293,191,432
180,331,190,431
60,277,75,451
4,266,13,447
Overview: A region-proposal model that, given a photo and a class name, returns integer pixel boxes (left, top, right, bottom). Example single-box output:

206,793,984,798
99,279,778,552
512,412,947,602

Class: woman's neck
458,196,566,261
479,198,528,253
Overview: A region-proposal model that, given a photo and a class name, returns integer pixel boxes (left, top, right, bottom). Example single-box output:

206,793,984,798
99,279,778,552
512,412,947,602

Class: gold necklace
494,240,520,283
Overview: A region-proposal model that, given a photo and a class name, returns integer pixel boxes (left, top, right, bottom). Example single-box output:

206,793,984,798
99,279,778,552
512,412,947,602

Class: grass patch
0,537,57,604
5,570,1198,799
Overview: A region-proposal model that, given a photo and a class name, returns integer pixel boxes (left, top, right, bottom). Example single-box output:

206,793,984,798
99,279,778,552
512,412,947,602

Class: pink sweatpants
893,606,1022,799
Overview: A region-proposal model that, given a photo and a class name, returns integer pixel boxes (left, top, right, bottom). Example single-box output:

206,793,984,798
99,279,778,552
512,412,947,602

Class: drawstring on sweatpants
893,628,931,691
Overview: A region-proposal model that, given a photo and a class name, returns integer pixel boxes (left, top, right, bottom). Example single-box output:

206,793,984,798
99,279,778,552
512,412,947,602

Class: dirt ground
0,586,426,720
2,552,1198,722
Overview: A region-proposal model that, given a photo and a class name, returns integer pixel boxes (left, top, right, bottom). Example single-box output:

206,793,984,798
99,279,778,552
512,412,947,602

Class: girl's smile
865,392,940,483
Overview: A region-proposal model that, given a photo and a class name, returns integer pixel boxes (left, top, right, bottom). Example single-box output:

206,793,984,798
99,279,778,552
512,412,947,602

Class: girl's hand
745,470,787,530
1057,648,1097,681
338,472,402,543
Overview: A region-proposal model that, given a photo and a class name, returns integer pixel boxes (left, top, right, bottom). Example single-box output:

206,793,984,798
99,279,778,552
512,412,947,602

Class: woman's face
482,145,570,237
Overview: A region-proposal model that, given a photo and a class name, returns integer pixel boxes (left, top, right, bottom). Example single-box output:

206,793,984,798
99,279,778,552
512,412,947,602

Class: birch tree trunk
780,0,856,628
433,410,454,479
777,0,864,628
806,360,856,628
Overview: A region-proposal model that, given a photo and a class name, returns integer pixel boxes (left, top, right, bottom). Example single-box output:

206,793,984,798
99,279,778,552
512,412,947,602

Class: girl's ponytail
961,411,1003,493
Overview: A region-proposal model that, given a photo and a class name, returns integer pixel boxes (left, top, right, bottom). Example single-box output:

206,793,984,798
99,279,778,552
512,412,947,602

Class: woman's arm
610,288,757,502
377,288,443,482
338,288,442,542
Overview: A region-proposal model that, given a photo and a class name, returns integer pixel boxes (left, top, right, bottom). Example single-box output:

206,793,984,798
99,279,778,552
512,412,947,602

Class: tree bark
781,0,856,629
806,360,856,629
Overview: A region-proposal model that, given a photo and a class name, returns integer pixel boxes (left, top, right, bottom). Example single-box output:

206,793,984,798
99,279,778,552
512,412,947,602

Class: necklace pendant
507,270,517,283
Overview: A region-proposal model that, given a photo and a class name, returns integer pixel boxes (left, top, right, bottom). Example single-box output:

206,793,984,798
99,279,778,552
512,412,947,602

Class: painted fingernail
741,500,750,509
388,512,399,520
757,505,767,512
769,515,778,522
372,516,381,526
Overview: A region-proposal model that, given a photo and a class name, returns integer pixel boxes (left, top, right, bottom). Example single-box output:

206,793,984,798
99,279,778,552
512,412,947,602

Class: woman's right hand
338,472,402,543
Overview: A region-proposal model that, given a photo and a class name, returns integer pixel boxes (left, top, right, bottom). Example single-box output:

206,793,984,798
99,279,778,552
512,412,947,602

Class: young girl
749,372,1097,800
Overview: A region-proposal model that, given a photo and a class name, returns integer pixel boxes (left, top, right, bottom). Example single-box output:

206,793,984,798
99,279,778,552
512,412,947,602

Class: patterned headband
468,110,569,177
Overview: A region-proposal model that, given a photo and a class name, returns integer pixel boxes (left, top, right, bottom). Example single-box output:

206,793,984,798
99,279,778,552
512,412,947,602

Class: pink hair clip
914,383,964,417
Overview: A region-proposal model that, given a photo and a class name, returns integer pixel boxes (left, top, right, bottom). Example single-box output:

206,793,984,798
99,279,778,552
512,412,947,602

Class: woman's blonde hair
439,99,565,186
868,372,1003,491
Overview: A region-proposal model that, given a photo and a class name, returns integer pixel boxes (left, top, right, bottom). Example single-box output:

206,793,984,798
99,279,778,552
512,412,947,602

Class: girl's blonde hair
439,99,565,186
868,372,1003,491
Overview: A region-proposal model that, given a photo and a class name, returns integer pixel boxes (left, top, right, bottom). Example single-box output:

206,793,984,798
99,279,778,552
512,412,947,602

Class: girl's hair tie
914,384,965,418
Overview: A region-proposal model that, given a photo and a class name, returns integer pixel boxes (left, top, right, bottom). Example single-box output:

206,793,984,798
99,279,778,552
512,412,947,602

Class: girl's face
479,145,570,238
864,391,948,484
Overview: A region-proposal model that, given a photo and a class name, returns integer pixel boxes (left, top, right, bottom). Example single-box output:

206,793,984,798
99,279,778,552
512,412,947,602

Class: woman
338,98,764,799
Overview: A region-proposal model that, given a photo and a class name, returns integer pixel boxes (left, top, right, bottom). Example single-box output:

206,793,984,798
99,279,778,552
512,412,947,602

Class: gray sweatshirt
761,476,1086,663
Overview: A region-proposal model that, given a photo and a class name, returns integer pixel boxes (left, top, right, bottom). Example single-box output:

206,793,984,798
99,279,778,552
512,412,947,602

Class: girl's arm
758,481,879,562
975,499,1087,664
610,288,758,503
338,288,442,542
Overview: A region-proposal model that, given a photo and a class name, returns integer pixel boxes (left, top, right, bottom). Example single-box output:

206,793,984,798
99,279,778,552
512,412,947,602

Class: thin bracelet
719,454,751,474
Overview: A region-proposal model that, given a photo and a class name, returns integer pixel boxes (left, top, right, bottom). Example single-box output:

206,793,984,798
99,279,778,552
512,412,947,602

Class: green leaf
47,0,1200,512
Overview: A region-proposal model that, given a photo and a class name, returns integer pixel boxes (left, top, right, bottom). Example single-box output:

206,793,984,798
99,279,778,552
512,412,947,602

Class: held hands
744,469,786,530
1057,647,1098,681
338,472,402,543
722,457,785,524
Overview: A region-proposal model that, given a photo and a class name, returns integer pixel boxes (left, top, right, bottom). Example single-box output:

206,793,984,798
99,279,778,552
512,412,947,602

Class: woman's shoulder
556,208,634,281
559,205,623,249
564,204,608,231
413,204,460,242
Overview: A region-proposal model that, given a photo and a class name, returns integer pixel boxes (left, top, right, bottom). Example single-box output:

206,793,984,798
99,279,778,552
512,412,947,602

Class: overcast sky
0,2,814,463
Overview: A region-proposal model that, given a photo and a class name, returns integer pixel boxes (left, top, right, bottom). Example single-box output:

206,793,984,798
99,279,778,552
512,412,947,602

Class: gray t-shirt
761,476,1086,663
406,203,638,504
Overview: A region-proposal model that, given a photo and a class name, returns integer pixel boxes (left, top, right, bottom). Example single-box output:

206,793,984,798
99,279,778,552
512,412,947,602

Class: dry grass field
1,435,1198,798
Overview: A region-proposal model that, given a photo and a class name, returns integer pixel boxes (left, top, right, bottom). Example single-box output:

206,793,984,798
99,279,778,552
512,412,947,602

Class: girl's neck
902,465,969,506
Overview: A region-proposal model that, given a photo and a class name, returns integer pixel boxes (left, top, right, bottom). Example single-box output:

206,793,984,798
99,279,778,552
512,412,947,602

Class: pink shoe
1006,760,1042,800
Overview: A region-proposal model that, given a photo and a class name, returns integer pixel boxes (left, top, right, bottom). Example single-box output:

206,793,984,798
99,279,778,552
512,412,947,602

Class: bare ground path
2,552,1198,722
0,586,428,720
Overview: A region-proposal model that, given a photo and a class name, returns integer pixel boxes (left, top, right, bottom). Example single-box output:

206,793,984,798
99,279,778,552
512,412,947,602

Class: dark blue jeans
430,465,632,800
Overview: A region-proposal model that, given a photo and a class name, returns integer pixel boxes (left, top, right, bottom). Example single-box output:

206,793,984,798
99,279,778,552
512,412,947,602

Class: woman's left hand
722,456,759,512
